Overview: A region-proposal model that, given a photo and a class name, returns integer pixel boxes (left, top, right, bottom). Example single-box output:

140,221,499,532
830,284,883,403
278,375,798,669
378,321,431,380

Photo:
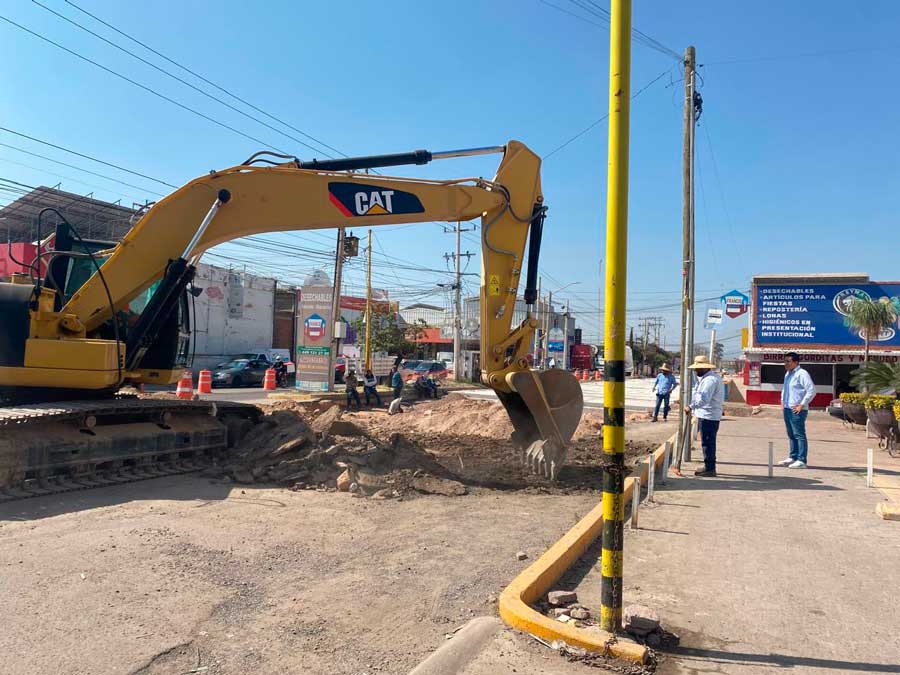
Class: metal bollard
661,440,671,485
631,477,641,529
867,448,874,488
768,441,774,479
647,454,655,502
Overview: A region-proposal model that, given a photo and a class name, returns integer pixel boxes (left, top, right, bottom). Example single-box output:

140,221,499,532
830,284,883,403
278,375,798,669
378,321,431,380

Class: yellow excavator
0,140,582,497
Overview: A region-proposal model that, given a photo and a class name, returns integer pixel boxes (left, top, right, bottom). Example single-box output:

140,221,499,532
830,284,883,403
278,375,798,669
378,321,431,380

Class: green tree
351,308,427,356
845,297,898,366
850,362,900,395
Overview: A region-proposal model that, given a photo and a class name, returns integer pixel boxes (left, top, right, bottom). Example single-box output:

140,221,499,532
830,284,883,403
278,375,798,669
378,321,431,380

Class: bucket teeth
523,440,566,480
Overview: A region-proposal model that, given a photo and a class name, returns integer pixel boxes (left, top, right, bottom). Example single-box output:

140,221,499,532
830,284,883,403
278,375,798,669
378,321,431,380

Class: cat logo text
328,182,425,218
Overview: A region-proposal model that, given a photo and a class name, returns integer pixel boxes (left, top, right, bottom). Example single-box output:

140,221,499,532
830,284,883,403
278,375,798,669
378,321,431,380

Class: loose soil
0,394,676,675
342,394,672,493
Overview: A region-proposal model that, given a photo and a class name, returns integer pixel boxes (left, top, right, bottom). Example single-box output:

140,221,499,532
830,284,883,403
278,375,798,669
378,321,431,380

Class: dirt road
0,397,674,675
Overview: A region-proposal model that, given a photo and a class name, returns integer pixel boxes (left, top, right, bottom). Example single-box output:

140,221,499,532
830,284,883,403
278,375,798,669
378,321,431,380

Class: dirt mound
216,407,466,499
346,393,514,439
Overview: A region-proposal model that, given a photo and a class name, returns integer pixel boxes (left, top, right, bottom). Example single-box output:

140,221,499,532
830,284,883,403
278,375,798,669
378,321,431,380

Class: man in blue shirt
779,352,816,469
684,355,724,477
651,363,678,422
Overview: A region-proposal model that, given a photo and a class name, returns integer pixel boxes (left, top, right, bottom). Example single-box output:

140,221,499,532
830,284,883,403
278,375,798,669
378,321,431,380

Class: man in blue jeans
651,363,677,422
779,352,816,469
684,355,724,477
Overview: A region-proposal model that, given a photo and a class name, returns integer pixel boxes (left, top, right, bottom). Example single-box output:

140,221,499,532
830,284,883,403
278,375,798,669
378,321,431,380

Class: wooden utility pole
328,228,346,392
443,224,474,379
676,46,696,468
364,229,372,371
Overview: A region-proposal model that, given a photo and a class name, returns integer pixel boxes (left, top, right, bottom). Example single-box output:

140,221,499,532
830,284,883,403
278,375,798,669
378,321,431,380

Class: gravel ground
0,400,675,675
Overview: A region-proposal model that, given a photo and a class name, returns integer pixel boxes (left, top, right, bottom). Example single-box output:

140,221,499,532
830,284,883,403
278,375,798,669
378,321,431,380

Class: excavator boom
0,140,582,486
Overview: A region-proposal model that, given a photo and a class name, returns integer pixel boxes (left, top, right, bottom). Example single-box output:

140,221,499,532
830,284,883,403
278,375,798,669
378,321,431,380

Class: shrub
839,392,866,404
864,394,896,410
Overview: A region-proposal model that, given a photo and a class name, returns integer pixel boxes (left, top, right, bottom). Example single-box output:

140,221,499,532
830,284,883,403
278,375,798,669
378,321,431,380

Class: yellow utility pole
364,229,373,371
600,0,631,634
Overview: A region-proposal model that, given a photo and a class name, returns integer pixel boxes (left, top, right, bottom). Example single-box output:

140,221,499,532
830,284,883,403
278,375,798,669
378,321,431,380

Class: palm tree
845,297,898,365
850,361,900,395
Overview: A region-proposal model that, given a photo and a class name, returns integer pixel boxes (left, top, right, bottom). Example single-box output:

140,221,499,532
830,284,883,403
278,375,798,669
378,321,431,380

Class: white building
190,263,277,369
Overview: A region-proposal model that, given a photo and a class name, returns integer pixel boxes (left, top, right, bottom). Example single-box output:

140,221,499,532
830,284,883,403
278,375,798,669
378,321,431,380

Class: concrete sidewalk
564,410,900,674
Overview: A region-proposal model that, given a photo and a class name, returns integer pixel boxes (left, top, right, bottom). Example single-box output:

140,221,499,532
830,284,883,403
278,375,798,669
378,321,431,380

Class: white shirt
782,366,816,409
689,371,724,421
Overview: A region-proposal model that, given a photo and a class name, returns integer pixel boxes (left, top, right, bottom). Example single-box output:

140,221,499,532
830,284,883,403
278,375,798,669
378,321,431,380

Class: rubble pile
214,406,468,498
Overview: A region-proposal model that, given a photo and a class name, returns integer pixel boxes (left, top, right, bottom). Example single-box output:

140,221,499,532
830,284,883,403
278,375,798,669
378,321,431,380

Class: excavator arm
0,140,582,477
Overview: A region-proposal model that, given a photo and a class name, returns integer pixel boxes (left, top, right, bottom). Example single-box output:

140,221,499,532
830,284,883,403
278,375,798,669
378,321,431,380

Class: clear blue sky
2,1,898,354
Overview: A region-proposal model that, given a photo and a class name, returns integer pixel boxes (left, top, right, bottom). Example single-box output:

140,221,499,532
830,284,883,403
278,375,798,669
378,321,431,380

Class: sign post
705,307,723,363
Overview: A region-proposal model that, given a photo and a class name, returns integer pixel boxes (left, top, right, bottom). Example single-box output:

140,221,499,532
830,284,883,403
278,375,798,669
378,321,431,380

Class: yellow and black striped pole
600,0,632,634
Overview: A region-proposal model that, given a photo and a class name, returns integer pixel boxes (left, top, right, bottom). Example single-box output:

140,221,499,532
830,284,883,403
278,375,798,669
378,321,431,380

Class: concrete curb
407,616,502,675
498,433,677,664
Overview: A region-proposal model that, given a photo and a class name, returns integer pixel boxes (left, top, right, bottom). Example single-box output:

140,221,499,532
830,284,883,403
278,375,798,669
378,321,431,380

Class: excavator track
0,397,261,503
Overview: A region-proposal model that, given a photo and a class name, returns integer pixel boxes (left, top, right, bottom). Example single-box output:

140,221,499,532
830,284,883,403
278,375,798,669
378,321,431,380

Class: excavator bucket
497,369,584,480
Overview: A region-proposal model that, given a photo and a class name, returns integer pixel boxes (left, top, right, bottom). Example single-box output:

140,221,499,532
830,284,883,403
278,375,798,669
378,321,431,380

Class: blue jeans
346,388,361,409
653,394,671,420
364,385,382,406
699,418,720,472
783,408,808,464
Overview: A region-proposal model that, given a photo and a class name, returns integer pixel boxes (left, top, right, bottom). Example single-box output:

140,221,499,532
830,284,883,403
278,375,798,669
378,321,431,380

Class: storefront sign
297,285,334,391
758,352,900,364
721,289,749,318
548,327,565,353
754,283,900,347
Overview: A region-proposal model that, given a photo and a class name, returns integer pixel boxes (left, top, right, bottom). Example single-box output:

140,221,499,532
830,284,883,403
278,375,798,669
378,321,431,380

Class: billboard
296,285,334,391
754,283,900,348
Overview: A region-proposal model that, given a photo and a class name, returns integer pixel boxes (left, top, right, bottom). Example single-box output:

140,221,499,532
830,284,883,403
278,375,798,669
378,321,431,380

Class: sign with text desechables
753,283,900,348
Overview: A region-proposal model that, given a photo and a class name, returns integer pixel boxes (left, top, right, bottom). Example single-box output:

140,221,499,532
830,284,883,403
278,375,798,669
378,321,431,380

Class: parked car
212,359,271,387
827,398,846,420
413,360,449,382
335,356,346,384
399,359,423,380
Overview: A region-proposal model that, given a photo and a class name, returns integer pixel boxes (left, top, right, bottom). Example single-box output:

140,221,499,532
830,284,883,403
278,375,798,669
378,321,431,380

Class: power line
538,0,681,62
63,0,347,159
32,0,335,158
0,140,166,197
0,14,292,154
703,46,900,66
0,126,177,189
543,67,673,159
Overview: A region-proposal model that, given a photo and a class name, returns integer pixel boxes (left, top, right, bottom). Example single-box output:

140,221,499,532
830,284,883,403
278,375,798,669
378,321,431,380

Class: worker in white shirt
778,352,816,469
684,355,725,477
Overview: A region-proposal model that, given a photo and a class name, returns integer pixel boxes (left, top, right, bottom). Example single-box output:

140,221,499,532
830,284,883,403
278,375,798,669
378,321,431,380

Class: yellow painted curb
498,434,676,664
876,502,900,521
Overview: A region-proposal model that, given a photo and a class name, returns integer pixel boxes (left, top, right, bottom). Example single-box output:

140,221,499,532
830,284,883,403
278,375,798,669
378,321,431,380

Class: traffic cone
263,367,277,391
594,369,601,381
176,370,193,400
198,369,212,394
574,369,582,380
581,369,590,382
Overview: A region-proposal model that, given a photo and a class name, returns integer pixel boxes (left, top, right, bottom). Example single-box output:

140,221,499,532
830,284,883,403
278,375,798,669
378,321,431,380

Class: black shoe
651,417,658,423
694,469,717,477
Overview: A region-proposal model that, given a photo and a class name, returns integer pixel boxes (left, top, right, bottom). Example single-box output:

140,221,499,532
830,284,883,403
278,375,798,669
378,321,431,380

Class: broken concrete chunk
623,604,660,633
310,406,343,434
516,551,528,561
336,469,352,492
547,590,578,606
569,607,590,620
551,607,570,618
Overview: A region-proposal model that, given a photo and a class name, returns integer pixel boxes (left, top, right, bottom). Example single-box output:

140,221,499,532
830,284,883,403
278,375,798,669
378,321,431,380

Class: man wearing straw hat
684,355,724,477
651,363,678,422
